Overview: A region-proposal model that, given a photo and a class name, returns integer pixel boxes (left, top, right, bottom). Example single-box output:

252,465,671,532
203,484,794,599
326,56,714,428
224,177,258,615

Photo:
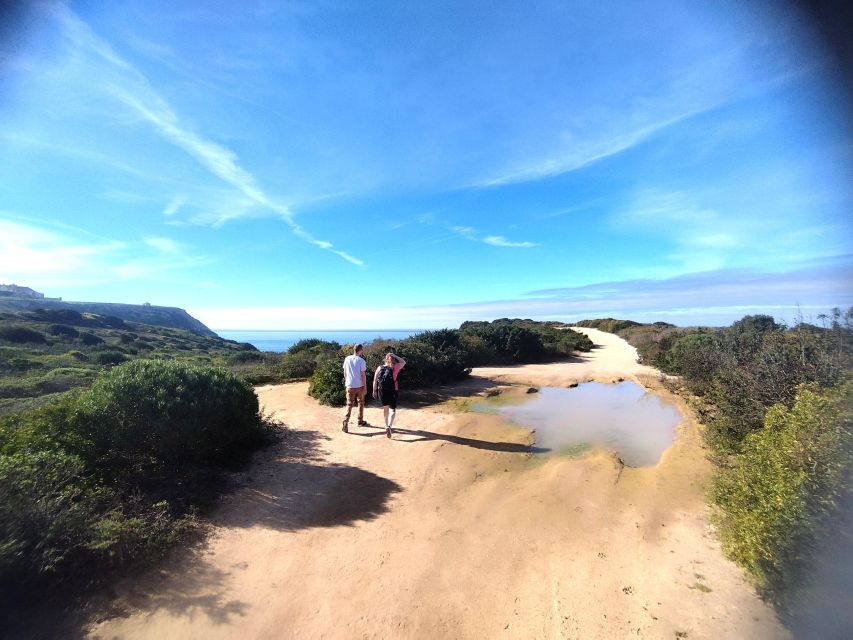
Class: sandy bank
86,328,787,639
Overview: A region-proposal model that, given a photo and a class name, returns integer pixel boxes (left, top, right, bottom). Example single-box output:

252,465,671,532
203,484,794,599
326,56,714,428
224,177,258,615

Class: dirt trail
87,328,788,639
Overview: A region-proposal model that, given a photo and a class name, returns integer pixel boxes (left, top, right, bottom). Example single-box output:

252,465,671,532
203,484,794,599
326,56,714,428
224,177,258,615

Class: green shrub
710,381,852,595
660,331,724,393
3,357,41,373
93,351,128,366
227,350,264,365
307,321,595,406
574,318,645,333
276,351,321,379
0,450,103,583
48,324,79,338
459,321,546,364
288,338,340,354
308,357,346,406
73,360,264,473
79,332,103,346
0,326,46,344
0,449,194,594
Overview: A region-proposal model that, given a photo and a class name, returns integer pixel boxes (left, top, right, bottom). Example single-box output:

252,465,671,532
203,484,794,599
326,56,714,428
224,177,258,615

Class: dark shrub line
0,360,272,600
308,320,593,406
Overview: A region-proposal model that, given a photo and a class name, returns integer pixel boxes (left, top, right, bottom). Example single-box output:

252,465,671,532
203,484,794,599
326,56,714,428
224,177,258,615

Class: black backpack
377,366,396,394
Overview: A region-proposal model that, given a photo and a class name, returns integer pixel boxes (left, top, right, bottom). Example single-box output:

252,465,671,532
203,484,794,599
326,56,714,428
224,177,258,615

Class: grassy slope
0,308,258,416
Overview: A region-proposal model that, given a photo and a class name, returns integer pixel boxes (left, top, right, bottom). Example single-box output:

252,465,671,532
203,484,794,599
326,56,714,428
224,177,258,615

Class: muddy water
474,382,683,467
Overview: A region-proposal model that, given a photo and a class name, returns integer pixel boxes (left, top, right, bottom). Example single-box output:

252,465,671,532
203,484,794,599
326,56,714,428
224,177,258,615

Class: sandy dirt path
87,328,788,639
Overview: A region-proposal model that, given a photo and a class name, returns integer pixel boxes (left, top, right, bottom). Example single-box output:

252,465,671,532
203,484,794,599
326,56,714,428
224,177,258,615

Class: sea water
474,382,682,467
215,329,425,352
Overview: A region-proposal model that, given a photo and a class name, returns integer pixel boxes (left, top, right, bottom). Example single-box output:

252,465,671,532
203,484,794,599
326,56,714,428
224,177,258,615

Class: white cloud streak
51,4,364,268
447,224,537,248
475,105,717,188
144,237,183,254
483,235,537,248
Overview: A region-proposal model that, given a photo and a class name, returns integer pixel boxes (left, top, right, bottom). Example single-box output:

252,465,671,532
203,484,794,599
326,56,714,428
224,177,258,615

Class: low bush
49,324,79,338
459,321,546,364
0,326,46,344
307,321,593,406
0,449,105,583
288,338,340,354
710,381,852,596
73,360,265,473
0,449,193,593
0,359,270,597
308,357,346,406
227,350,265,365
79,332,103,346
574,318,644,334
93,351,128,366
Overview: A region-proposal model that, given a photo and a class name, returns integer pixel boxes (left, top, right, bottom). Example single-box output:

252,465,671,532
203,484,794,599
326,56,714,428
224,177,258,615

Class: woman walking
373,352,406,438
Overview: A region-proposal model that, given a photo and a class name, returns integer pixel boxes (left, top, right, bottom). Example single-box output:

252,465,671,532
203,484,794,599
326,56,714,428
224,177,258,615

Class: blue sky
1,0,850,330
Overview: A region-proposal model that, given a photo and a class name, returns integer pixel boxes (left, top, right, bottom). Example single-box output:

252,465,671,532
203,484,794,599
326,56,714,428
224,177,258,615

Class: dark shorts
378,388,397,409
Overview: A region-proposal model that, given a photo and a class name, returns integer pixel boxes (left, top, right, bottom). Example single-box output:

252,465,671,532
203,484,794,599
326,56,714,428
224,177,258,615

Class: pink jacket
375,362,405,390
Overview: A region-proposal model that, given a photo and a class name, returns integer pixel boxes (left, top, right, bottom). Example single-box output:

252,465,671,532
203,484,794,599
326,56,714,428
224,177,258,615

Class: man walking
342,343,367,433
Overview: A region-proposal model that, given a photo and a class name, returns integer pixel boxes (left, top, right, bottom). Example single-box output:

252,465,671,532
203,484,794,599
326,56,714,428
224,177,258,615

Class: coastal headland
87,328,787,639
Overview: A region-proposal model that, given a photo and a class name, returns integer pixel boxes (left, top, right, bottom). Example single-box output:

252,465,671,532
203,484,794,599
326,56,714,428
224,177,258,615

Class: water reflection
473,382,682,467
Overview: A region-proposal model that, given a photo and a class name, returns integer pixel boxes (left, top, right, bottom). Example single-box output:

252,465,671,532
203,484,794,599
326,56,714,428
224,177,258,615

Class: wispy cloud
144,237,183,254
482,235,537,248
448,224,537,248
163,194,187,216
476,107,715,188
524,259,853,316
0,218,207,288
537,200,604,220
49,4,364,268
470,39,804,190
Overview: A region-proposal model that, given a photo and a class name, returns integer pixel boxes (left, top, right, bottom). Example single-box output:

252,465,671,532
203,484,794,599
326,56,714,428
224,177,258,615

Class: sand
86,328,788,639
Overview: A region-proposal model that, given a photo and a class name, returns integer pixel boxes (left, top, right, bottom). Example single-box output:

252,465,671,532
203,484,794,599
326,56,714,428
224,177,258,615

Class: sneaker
342,420,349,433
386,426,392,439
358,420,368,426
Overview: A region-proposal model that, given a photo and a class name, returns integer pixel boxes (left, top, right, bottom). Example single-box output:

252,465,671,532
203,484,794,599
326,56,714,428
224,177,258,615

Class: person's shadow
352,424,549,454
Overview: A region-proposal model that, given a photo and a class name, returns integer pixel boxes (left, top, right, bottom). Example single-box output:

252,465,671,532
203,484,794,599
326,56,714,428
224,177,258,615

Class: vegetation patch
307,320,593,407
583,309,853,606
0,359,273,604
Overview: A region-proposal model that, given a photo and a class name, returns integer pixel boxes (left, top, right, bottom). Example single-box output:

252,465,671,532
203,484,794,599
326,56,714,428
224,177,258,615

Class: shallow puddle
473,382,682,467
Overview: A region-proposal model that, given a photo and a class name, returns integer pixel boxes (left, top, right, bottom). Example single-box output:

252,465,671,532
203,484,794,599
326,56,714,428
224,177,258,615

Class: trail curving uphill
87,328,787,639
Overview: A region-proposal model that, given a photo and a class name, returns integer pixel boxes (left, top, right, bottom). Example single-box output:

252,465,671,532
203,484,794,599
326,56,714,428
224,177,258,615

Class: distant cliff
0,295,217,337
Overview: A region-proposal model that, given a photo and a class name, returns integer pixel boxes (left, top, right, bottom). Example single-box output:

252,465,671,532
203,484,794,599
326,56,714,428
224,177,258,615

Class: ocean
215,329,425,352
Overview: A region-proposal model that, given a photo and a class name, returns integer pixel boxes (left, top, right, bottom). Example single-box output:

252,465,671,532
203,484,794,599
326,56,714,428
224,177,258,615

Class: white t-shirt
343,354,367,388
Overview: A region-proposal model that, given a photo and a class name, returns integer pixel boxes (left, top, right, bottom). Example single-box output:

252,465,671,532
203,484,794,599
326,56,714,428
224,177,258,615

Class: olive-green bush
0,359,269,596
74,360,264,472
308,356,347,406
0,326,46,344
307,321,593,406
711,381,852,595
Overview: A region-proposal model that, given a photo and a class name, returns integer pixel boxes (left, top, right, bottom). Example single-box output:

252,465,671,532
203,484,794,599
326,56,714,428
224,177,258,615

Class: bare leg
388,408,396,427
383,405,390,427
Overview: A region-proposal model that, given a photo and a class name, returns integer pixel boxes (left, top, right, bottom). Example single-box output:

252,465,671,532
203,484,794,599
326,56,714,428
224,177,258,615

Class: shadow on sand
394,427,549,453
211,428,403,532
32,428,403,639
350,424,549,454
